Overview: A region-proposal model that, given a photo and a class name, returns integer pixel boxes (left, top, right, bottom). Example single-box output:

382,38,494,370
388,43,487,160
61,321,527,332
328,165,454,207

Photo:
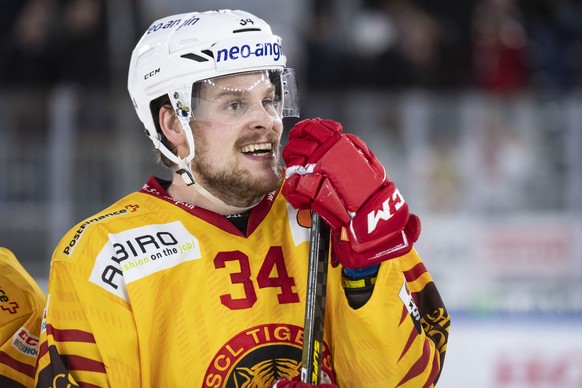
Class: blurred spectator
4,0,582,94
305,0,475,90
0,0,59,87
382,0,444,88
303,0,352,89
519,0,582,92
471,0,529,93
0,0,109,88
346,1,443,88
418,0,476,88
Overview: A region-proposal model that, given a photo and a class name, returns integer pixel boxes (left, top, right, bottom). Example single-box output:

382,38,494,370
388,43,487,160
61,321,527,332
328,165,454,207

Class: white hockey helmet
128,9,299,169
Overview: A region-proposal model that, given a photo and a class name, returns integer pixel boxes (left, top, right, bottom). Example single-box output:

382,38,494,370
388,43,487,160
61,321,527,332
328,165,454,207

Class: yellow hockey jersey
35,177,449,387
0,247,45,388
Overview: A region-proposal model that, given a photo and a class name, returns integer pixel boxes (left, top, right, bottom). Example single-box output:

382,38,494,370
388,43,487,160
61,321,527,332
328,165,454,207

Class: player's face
190,71,284,206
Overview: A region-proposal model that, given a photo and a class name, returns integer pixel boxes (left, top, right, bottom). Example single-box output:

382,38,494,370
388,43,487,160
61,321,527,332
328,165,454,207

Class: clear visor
190,68,299,126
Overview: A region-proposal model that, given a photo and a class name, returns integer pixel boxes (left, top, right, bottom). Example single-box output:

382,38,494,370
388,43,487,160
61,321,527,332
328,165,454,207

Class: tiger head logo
233,358,301,387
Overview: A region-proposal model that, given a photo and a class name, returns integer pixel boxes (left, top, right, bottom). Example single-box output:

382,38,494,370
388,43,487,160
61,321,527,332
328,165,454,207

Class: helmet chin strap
162,89,260,214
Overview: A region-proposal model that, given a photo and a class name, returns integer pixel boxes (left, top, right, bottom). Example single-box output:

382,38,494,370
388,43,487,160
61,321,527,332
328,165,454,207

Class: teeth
241,143,272,153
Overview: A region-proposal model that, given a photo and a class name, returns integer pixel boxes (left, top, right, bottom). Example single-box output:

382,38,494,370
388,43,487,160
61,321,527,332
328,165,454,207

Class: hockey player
0,247,45,388
35,9,449,387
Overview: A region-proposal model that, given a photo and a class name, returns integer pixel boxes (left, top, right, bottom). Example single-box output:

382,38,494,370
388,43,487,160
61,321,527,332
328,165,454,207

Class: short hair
149,94,177,168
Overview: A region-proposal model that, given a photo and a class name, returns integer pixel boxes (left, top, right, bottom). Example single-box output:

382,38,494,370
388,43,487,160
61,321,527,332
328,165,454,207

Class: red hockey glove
282,118,421,268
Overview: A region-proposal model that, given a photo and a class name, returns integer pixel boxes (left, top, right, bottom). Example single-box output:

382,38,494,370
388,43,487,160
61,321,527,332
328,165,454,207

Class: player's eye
225,100,245,112
262,92,280,110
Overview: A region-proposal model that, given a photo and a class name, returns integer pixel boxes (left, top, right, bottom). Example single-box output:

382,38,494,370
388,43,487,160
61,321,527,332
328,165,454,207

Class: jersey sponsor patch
12,327,39,357
62,206,135,256
89,221,201,300
399,280,422,334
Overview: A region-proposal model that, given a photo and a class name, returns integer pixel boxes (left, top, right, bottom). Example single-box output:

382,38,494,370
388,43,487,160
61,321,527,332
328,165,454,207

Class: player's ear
159,106,186,145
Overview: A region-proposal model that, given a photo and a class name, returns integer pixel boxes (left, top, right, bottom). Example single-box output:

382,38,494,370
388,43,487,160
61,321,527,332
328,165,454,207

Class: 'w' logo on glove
282,118,421,269
367,188,405,234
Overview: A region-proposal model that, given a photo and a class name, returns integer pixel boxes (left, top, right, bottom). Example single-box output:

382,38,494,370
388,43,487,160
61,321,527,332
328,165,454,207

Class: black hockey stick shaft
301,212,331,384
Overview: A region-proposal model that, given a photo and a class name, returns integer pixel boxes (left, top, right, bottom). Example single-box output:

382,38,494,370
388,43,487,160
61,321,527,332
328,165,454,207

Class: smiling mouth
240,142,273,156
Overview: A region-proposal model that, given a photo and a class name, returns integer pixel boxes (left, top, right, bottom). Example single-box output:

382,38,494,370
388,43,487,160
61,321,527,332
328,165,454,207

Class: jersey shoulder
0,247,45,329
52,190,164,264
0,247,45,387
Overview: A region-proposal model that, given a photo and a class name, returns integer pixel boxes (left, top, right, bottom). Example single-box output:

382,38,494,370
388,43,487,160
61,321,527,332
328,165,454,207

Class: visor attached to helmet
190,69,299,126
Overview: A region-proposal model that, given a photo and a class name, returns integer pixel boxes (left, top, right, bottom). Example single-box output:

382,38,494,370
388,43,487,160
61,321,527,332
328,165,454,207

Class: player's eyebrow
212,89,245,101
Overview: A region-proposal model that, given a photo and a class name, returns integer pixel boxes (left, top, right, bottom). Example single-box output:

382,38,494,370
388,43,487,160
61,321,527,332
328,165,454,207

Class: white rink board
437,318,582,388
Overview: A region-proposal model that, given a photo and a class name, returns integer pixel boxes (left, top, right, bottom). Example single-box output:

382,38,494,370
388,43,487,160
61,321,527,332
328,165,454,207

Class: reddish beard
192,134,283,207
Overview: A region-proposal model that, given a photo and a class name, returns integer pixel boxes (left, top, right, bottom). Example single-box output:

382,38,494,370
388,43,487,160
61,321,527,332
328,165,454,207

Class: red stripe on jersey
247,188,279,235
64,354,106,373
422,348,441,388
0,350,35,378
403,262,427,283
79,382,103,388
398,325,419,363
396,338,431,386
399,304,408,326
48,324,96,343
37,340,49,359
